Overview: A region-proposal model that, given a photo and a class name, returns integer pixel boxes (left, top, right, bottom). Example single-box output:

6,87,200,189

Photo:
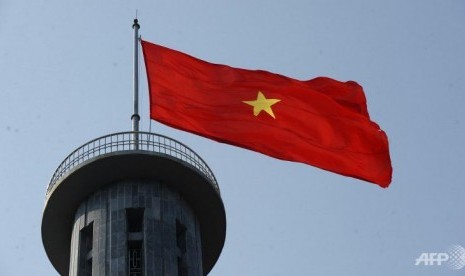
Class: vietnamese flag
141,40,392,187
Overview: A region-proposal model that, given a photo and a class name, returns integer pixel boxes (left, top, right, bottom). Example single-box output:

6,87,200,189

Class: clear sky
1,1,464,275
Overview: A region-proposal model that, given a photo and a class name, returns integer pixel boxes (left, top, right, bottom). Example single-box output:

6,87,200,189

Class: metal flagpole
132,18,140,149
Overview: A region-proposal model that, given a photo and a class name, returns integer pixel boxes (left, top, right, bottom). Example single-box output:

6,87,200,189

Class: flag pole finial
133,18,140,28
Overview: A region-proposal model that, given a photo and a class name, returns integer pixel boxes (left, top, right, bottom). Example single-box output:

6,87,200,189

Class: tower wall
69,180,203,276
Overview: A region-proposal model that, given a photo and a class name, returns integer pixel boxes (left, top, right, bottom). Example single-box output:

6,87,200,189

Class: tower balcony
42,131,226,275
46,131,220,197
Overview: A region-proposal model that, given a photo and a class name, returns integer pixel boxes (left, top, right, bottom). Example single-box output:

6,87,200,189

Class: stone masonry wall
69,180,203,276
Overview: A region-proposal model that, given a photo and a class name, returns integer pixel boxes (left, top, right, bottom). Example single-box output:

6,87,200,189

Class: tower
41,21,226,276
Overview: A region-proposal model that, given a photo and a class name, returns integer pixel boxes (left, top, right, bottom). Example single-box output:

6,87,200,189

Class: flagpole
132,18,140,149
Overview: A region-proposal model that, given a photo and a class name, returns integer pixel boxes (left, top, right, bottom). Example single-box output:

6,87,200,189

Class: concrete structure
41,131,226,275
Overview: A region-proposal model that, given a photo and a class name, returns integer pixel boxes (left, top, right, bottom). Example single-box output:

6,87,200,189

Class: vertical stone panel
97,191,107,276
196,219,204,275
152,218,164,275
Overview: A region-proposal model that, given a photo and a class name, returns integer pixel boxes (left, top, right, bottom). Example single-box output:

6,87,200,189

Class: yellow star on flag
243,91,281,119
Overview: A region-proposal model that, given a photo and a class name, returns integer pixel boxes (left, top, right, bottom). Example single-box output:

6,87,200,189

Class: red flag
141,40,392,187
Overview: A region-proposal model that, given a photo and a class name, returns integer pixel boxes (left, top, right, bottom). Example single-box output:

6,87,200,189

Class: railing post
132,131,140,150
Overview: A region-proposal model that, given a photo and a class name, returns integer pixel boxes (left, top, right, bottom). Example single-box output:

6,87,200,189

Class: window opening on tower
127,208,144,233
78,222,93,276
176,219,188,276
127,208,144,276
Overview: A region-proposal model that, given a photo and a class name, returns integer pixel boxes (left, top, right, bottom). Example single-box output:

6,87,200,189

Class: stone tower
41,131,226,275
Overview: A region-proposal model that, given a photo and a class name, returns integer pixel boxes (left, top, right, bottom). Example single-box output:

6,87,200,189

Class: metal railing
46,131,219,196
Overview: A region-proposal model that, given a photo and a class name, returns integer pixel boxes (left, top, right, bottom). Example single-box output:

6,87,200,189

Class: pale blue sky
1,1,464,275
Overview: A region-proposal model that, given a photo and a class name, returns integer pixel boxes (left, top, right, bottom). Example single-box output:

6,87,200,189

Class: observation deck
42,131,226,274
